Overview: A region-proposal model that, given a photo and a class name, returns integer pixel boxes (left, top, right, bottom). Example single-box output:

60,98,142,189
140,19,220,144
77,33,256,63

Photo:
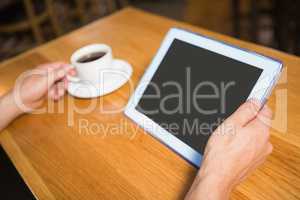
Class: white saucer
67,59,132,98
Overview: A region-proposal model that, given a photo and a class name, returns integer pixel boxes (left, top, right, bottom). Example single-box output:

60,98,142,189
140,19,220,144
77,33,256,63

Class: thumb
47,64,73,87
227,99,261,127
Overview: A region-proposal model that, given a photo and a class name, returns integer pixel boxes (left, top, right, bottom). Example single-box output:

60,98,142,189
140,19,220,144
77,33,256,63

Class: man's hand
13,62,76,112
0,62,75,132
185,100,273,200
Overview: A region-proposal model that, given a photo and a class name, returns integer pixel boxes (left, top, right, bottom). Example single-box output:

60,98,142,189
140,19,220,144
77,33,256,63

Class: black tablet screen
136,39,263,154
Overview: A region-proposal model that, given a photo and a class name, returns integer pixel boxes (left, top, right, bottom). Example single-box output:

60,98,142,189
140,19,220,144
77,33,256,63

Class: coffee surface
77,52,106,63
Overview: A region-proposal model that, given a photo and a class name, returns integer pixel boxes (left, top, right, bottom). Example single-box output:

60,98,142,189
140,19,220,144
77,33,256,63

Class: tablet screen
136,39,263,154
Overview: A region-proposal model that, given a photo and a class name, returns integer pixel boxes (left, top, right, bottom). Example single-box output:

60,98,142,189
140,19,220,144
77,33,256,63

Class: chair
75,0,129,22
0,0,129,45
0,0,61,44
231,0,272,43
231,0,300,55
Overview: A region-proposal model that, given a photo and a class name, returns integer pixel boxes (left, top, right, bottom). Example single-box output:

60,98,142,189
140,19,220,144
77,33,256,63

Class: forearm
185,173,232,200
0,92,23,132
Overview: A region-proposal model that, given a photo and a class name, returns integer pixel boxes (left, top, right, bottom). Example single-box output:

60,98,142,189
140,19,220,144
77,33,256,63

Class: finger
56,81,66,100
49,81,65,101
251,143,272,169
48,65,74,86
253,142,273,164
234,143,273,185
265,142,273,156
48,84,57,100
238,143,272,183
37,62,67,70
227,99,261,127
256,105,273,127
239,156,267,183
68,68,77,76
248,120,271,142
63,77,68,89
248,106,273,135
252,157,267,171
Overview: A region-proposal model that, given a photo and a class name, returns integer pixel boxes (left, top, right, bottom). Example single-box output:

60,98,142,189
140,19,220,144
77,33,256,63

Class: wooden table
0,7,299,200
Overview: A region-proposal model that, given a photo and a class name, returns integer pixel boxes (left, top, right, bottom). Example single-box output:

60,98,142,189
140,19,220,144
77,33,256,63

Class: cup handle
67,75,80,82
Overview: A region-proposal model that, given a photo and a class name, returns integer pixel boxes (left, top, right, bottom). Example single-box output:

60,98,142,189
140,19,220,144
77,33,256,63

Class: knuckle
244,102,258,116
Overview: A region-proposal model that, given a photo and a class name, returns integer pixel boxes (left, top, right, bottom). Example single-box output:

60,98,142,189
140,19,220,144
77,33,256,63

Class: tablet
125,28,282,167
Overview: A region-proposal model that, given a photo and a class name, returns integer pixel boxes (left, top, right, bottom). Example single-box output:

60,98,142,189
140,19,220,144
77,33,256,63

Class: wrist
1,91,24,117
187,173,233,200
0,91,25,132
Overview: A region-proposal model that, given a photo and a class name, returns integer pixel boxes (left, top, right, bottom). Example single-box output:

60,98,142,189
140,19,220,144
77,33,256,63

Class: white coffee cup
68,44,113,84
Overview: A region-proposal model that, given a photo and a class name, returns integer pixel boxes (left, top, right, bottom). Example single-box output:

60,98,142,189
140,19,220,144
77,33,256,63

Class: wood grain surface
0,7,299,200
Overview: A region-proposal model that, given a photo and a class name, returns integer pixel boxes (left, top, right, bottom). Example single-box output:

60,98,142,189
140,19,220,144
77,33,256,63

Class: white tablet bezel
125,28,283,167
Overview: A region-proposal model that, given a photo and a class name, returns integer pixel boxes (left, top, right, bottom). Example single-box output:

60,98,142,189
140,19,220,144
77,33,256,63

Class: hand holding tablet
125,28,282,167
185,100,273,199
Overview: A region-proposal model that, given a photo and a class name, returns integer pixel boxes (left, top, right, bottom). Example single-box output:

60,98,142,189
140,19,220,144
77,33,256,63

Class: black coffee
77,52,106,63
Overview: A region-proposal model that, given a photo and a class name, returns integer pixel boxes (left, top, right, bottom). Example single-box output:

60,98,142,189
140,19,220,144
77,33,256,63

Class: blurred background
0,0,299,61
